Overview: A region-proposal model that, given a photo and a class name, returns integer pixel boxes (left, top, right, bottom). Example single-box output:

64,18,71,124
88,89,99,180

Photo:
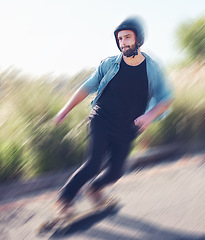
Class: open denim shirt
80,52,173,117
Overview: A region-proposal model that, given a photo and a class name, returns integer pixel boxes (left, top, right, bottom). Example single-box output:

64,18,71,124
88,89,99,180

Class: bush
0,72,90,181
0,141,23,181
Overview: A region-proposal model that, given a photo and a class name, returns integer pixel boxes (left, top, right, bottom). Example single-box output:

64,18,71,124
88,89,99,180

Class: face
117,30,137,57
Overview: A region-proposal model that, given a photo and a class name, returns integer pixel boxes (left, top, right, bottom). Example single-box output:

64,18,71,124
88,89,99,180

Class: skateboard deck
38,197,118,235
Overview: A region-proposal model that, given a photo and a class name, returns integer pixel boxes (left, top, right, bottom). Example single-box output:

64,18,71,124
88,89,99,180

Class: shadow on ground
49,210,205,240
50,205,121,237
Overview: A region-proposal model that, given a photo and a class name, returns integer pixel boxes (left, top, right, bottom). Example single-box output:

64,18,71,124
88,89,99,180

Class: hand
134,113,153,133
52,112,67,127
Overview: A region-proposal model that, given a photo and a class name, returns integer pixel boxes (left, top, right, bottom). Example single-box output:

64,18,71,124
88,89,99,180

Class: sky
0,0,204,77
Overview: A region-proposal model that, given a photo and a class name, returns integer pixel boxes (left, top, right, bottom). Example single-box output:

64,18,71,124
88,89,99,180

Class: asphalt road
0,152,205,240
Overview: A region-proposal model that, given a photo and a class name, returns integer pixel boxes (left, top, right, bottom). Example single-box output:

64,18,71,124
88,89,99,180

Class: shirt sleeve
145,60,175,119
154,63,174,104
80,60,105,94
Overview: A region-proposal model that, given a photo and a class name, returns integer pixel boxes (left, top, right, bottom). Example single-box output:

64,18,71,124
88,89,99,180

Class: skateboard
38,196,118,235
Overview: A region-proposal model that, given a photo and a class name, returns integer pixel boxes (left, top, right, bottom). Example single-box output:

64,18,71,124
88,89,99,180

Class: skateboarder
53,16,174,215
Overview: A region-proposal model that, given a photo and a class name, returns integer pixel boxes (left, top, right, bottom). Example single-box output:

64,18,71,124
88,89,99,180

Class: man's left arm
134,100,173,133
135,60,175,133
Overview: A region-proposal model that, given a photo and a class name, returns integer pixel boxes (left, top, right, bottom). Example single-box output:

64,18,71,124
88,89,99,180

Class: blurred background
0,0,204,182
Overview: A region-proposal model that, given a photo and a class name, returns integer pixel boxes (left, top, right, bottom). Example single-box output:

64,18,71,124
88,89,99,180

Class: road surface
0,152,205,240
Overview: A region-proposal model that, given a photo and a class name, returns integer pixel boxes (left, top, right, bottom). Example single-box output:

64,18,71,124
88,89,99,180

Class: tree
176,15,205,62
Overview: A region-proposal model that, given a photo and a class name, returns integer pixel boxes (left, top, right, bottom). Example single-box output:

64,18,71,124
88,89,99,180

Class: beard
121,44,137,57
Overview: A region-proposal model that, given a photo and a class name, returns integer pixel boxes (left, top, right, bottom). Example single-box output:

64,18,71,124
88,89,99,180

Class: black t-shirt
89,58,148,137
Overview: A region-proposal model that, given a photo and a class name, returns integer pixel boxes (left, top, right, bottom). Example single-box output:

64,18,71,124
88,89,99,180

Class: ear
115,31,121,50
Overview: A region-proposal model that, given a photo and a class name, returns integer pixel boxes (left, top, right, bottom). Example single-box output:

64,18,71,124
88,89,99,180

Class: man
53,16,173,214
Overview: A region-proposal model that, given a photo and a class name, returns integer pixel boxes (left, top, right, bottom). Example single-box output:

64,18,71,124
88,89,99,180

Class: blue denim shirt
80,52,173,115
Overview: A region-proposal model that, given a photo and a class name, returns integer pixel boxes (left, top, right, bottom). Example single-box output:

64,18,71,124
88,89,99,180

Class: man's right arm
53,87,90,126
53,57,110,126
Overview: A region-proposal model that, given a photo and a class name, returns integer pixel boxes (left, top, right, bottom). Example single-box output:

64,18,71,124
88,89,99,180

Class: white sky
0,0,204,76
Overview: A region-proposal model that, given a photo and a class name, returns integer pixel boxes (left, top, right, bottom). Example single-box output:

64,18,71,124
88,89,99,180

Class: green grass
0,63,204,182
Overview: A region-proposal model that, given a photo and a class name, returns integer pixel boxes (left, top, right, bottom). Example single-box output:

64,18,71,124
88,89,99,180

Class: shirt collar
111,53,123,65
112,52,151,66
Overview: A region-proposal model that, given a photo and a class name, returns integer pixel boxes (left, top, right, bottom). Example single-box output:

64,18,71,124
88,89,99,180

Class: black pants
60,118,137,203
